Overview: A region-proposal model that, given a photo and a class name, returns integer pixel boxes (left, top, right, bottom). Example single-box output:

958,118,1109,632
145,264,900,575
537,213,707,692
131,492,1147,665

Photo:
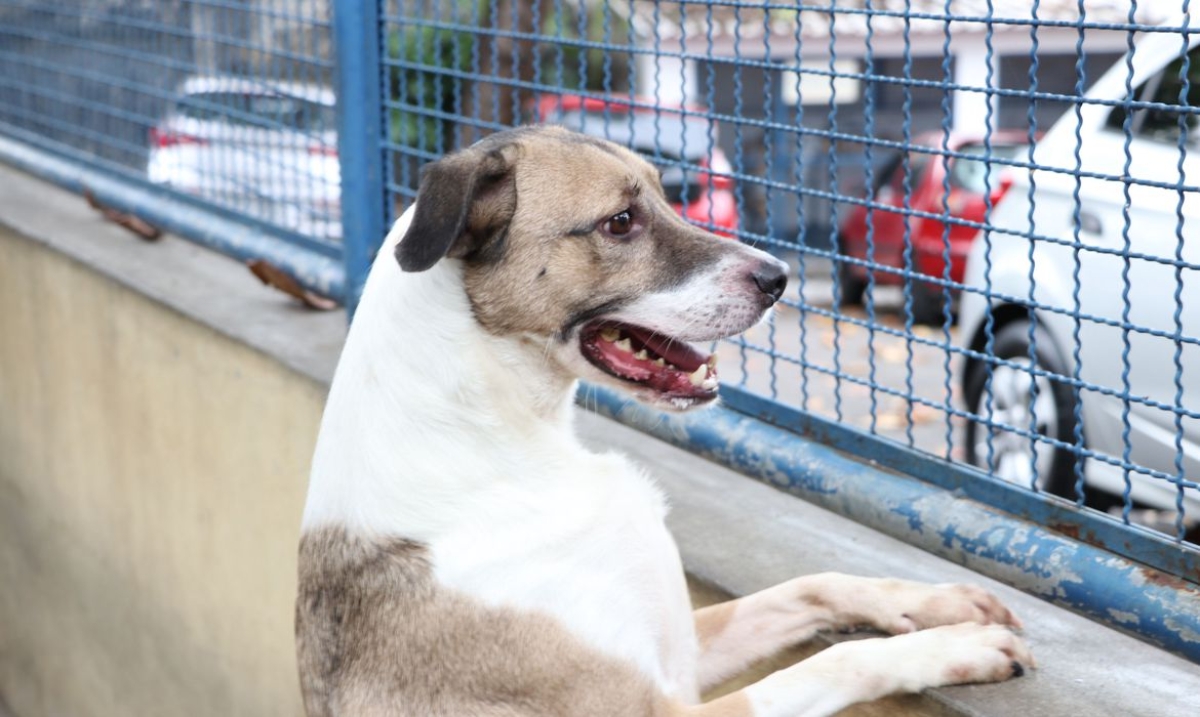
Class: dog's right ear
396,144,517,272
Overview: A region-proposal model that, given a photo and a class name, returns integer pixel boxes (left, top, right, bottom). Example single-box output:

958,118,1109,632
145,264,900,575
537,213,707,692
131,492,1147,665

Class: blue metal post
333,0,389,316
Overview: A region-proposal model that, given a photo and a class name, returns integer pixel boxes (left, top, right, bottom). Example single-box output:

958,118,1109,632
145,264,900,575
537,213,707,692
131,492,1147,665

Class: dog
297,125,1033,717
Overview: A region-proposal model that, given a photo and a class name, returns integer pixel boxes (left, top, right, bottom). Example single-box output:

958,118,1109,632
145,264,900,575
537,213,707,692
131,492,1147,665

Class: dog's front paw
894,622,1035,690
817,622,1034,699
852,578,1023,635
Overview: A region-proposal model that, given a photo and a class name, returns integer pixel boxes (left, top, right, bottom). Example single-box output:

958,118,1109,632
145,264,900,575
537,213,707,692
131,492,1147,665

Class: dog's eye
604,210,634,238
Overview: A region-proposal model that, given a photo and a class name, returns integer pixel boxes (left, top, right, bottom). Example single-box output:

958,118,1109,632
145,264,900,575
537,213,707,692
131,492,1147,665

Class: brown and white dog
296,126,1033,716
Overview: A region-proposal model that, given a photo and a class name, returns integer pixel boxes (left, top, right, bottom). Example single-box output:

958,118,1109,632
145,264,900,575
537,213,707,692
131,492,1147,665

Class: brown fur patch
296,526,683,717
694,600,739,652
669,692,754,717
401,126,737,341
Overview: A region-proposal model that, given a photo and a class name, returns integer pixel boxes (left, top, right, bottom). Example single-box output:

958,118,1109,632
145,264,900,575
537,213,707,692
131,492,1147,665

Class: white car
147,76,341,241
959,29,1199,520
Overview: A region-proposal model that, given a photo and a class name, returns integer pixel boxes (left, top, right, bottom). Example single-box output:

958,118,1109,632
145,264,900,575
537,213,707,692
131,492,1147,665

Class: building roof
628,0,1185,53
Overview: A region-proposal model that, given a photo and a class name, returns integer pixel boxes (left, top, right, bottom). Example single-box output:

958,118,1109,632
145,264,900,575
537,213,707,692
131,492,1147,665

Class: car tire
837,259,867,307
963,319,1081,498
909,279,946,326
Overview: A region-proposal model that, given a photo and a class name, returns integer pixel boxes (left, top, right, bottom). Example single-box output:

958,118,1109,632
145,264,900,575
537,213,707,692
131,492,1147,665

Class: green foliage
385,0,632,152
540,3,631,94
386,3,481,154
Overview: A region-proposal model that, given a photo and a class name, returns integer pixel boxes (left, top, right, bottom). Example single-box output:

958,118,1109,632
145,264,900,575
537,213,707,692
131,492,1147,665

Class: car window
176,91,335,132
949,142,1024,193
1140,48,1200,146
1105,46,1199,147
872,150,928,193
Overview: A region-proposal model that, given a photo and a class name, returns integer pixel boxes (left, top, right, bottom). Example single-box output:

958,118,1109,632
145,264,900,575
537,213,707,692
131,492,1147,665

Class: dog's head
396,125,787,411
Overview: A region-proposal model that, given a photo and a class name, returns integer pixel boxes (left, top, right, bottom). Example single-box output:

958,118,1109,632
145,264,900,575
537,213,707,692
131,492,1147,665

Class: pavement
717,255,966,461
737,256,1193,538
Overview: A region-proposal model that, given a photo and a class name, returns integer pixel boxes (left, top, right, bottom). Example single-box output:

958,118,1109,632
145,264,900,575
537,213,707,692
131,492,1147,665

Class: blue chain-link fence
2,0,1199,658
334,0,1200,660
372,0,1198,540
0,0,343,294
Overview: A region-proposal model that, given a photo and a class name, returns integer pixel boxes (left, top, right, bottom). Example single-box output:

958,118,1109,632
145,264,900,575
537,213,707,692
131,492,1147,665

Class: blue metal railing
1,0,1198,660
0,0,344,299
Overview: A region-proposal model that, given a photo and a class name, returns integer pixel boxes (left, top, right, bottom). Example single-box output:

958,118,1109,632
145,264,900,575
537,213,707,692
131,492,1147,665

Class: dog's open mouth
579,320,718,400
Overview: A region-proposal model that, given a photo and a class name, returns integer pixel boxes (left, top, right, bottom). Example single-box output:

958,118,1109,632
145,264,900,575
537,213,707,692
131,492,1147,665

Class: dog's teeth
653,358,665,367
614,338,633,353
702,375,719,390
634,350,649,361
707,354,718,368
600,327,620,342
688,364,707,386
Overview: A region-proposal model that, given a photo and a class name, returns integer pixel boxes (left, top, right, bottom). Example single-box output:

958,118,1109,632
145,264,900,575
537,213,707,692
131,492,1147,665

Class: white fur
304,205,1030,716
304,207,700,700
613,252,783,343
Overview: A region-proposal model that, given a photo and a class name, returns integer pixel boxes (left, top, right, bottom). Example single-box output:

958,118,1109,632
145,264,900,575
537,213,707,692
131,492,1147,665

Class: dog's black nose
752,261,788,303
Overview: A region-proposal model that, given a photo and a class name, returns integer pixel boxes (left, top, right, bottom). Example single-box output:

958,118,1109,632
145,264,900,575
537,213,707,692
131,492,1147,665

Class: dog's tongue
581,321,719,398
621,324,706,373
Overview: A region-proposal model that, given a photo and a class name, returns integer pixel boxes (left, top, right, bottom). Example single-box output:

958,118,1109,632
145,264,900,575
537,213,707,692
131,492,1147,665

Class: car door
1072,46,1200,494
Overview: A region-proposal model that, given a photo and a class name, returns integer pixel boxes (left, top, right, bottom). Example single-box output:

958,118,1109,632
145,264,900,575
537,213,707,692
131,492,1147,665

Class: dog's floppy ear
396,144,517,272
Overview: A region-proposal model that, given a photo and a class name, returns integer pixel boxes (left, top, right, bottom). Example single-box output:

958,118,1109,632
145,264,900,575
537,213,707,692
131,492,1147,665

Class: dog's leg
694,572,1024,692
674,621,1032,717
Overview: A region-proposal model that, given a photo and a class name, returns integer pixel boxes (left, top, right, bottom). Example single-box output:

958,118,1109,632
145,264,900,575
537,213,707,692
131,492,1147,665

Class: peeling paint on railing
583,383,1200,663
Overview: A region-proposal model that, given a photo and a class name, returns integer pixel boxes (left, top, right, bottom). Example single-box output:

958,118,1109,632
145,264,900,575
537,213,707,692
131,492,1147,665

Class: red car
837,131,1028,324
535,95,738,235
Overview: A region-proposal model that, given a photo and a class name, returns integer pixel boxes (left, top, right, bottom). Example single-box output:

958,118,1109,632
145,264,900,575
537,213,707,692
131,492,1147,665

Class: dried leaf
878,344,908,364
911,403,940,425
874,412,907,430
84,189,162,241
247,259,339,311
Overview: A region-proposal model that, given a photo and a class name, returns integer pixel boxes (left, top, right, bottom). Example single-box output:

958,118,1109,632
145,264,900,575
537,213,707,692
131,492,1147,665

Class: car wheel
909,279,946,326
837,258,867,307
963,319,1080,497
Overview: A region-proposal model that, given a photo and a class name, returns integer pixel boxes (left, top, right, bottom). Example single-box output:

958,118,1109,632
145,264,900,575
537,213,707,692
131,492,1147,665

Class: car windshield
554,109,714,160
176,91,335,132
1139,47,1200,147
950,142,1025,193
871,151,930,192
1104,46,1199,148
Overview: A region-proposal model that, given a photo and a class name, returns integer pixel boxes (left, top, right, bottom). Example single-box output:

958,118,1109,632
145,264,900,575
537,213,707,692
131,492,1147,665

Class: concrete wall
0,226,324,717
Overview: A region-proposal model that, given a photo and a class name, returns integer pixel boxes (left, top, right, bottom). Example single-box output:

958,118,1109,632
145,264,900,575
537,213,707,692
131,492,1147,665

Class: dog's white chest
429,453,700,701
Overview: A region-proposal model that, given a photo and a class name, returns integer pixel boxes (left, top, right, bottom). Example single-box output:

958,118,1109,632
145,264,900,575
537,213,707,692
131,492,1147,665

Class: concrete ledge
3,161,1199,716
0,160,346,386
582,410,1200,716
